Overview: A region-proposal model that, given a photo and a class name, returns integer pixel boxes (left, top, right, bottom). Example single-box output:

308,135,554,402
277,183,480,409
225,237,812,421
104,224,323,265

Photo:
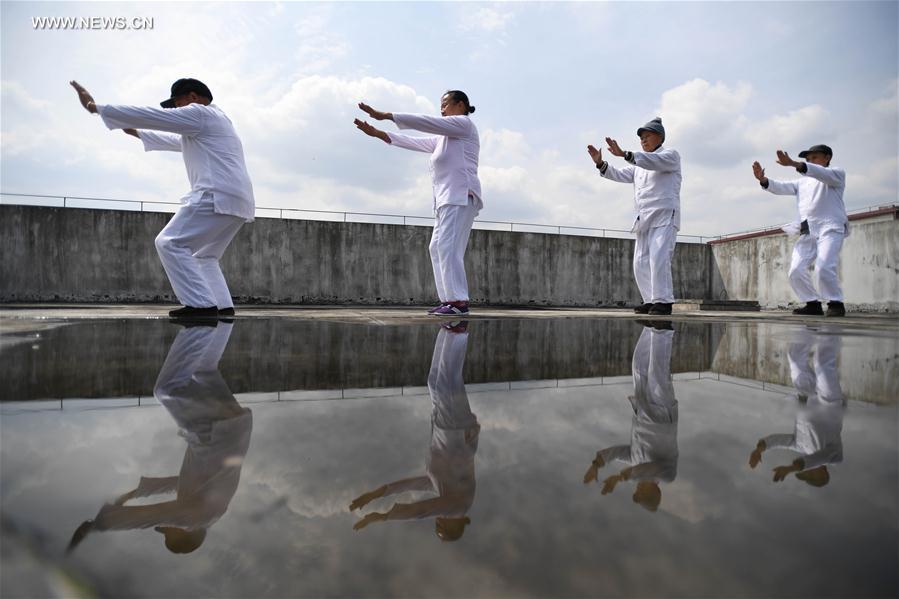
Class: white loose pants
633,224,677,304
788,230,845,302
430,198,479,302
155,195,245,309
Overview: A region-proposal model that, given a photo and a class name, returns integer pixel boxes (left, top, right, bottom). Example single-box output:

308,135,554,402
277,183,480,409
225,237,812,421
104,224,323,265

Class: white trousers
789,230,845,302
155,195,245,309
430,199,479,302
633,224,677,304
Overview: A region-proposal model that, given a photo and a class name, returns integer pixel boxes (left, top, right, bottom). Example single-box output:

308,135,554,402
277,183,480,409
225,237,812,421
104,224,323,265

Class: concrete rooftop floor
1,304,897,331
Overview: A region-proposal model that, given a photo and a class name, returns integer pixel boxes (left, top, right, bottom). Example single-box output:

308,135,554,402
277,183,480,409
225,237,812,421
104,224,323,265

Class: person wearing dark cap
69,79,255,319
752,145,848,317
587,118,682,315
68,320,253,555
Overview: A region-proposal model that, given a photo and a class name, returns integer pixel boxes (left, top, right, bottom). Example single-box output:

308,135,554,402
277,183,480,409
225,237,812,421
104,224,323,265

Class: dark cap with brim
798,144,833,158
160,78,213,108
637,117,665,140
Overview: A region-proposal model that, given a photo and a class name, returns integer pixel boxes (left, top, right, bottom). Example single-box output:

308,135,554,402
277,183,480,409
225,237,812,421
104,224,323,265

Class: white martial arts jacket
761,397,844,471
97,103,255,222
600,146,682,233
764,163,848,237
387,113,482,213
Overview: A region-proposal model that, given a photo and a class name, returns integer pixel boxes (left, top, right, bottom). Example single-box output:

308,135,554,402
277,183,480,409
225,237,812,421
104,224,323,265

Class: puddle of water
1,318,897,598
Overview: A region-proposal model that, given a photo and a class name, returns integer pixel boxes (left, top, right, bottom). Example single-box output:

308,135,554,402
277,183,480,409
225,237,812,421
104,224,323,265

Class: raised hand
601,474,621,495
749,448,763,469
349,487,385,511
772,464,799,482
354,118,390,143
67,520,95,553
587,144,603,166
70,80,98,113
353,511,388,531
605,137,625,157
358,102,390,121
775,150,797,168
123,128,140,139
751,161,768,183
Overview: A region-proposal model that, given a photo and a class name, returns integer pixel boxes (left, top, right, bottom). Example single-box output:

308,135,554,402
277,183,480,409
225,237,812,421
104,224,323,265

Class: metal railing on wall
0,192,716,244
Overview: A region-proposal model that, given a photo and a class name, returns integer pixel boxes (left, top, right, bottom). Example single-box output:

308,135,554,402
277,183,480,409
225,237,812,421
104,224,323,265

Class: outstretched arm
96,103,205,135
387,131,439,153
392,113,472,137
802,162,845,187
349,476,432,511
631,147,680,172
774,149,844,185
354,496,457,530
136,130,183,152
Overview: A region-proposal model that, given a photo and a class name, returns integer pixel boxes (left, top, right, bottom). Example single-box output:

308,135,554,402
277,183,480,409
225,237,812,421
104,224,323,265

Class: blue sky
2,1,896,236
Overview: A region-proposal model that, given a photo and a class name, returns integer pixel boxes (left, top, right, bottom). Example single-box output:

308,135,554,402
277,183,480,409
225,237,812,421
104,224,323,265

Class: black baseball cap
798,144,833,158
160,78,213,108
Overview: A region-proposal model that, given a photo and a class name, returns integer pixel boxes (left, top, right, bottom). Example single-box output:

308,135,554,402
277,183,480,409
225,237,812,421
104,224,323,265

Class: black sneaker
649,303,673,315
169,306,219,318
825,301,846,317
633,303,653,314
636,319,673,331
792,301,823,316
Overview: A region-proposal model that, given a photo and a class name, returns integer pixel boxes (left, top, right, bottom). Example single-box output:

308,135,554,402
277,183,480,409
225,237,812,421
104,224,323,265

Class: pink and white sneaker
430,303,470,316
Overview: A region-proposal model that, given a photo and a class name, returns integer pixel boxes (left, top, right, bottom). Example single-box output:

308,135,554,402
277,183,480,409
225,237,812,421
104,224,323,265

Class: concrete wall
710,217,899,312
0,205,710,306
3,205,895,310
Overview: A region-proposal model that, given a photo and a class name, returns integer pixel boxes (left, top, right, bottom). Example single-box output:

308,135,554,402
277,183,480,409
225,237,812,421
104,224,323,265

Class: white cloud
460,6,515,33
656,79,831,168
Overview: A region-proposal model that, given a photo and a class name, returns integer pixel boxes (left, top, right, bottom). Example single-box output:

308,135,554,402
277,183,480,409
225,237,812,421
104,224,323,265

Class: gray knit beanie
637,117,665,141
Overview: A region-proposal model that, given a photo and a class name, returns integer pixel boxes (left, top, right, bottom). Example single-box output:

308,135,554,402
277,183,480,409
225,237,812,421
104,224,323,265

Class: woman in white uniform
349,322,479,541
354,91,482,316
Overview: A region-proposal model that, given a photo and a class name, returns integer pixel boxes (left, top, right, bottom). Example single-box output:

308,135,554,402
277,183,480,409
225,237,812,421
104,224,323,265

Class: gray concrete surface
3,205,896,310
0,205,709,306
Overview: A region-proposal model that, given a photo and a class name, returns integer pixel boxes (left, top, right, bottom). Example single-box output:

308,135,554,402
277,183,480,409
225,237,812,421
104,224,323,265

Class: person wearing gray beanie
586,117,682,315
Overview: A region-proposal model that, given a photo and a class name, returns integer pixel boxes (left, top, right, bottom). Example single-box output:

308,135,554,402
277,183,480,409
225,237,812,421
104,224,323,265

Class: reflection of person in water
350,321,479,541
68,322,252,554
584,321,678,512
749,327,844,487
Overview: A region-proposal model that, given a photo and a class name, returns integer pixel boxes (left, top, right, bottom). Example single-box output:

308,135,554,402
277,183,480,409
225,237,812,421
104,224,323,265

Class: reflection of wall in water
710,323,898,404
1,320,722,401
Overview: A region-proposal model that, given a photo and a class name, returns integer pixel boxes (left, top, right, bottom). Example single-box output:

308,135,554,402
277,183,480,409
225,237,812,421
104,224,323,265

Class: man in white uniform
749,327,844,487
588,118,682,315
583,321,678,512
350,322,479,541
752,144,848,317
354,91,482,316
68,321,252,554
70,79,255,319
